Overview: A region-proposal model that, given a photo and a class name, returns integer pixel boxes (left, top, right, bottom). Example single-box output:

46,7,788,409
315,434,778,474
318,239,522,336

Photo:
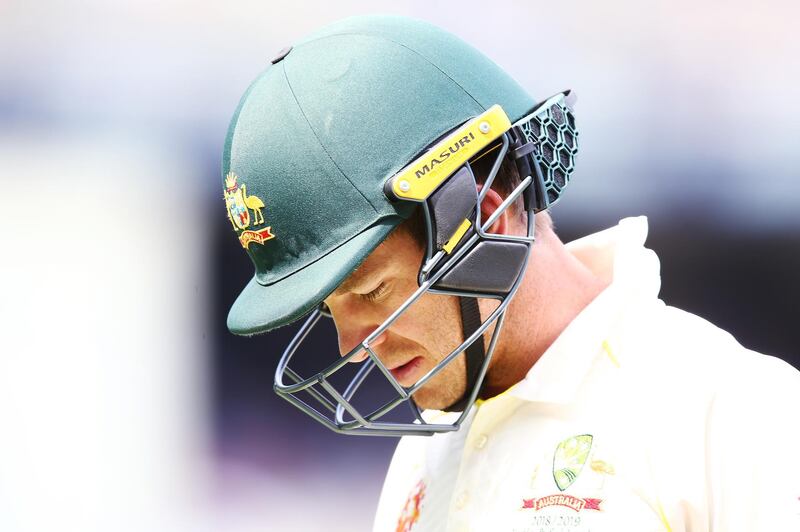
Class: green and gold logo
519,434,604,513
224,172,275,249
552,434,593,491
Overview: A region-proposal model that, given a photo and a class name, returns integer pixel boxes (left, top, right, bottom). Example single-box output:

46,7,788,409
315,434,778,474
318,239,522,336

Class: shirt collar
506,215,661,404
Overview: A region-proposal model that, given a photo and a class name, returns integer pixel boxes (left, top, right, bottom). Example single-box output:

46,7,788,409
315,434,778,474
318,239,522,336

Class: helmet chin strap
442,297,486,412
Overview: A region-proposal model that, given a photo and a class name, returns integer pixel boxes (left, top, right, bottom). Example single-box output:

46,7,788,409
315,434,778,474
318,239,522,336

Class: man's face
323,227,468,410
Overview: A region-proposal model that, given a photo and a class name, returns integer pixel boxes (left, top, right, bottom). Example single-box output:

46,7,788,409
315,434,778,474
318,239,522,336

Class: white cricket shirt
373,216,800,532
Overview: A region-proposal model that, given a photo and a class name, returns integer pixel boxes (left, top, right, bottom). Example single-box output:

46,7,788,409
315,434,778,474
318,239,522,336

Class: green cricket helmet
222,15,579,436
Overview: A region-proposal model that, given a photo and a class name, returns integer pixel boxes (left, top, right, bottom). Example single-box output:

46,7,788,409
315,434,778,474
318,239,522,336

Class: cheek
387,289,464,360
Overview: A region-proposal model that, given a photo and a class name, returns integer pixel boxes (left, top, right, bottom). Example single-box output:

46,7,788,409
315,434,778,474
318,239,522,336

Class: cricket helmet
222,15,579,435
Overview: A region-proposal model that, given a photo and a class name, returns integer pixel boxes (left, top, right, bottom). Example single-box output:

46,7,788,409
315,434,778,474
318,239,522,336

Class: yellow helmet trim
442,219,472,254
390,105,511,201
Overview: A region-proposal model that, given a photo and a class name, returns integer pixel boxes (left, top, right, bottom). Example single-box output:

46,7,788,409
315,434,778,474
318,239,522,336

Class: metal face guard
273,95,579,436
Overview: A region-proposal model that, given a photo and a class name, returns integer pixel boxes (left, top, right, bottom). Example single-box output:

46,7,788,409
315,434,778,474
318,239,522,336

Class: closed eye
360,282,389,303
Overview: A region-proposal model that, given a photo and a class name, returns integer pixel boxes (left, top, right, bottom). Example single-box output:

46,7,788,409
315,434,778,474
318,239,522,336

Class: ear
475,185,508,235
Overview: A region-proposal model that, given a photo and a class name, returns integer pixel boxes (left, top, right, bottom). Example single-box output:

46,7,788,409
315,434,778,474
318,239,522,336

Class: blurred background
1,1,798,530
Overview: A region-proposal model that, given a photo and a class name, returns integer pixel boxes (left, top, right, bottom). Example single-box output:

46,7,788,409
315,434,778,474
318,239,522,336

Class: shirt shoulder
613,301,800,529
616,301,796,394
704,348,800,529
372,435,428,532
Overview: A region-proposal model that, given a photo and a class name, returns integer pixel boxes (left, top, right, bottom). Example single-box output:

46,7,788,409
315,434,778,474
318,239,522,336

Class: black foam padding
434,240,528,295
428,164,478,250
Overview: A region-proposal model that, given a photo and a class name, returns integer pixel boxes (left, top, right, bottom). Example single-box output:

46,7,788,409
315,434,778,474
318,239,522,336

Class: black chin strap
443,296,485,412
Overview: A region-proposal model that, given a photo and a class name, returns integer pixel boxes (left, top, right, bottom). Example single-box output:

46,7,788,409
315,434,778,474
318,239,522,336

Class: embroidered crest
518,435,606,515
521,494,602,512
396,480,425,532
553,434,593,491
224,172,275,249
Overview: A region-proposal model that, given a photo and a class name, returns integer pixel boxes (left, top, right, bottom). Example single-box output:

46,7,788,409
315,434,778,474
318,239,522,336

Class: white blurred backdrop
1,1,798,531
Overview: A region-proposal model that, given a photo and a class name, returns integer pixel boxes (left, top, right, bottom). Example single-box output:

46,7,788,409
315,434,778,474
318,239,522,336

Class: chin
411,381,465,411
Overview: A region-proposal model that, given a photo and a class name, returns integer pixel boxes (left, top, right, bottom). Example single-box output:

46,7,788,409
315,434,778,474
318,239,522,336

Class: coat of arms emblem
396,480,426,532
224,172,275,249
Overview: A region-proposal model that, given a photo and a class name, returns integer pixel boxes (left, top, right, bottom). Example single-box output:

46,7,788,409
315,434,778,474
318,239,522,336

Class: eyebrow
333,263,378,295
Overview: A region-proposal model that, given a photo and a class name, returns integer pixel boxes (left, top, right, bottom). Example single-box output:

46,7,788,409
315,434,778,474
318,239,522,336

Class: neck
480,230,609,398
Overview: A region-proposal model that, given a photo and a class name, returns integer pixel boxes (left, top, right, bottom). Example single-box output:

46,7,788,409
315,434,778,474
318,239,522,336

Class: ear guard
386,90,579,298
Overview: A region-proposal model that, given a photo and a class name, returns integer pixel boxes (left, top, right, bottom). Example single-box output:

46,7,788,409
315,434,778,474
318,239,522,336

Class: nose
337,327,388,363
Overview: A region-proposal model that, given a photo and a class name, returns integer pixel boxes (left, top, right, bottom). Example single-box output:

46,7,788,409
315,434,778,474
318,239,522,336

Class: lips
388,356,424,386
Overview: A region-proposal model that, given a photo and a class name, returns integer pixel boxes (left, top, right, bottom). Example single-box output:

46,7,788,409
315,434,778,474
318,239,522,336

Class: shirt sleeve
705,351,800,531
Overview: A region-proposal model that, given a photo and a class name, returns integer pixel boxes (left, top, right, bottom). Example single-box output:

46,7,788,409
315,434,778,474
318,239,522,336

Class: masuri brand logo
224,172,275,249
413,132,476,179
